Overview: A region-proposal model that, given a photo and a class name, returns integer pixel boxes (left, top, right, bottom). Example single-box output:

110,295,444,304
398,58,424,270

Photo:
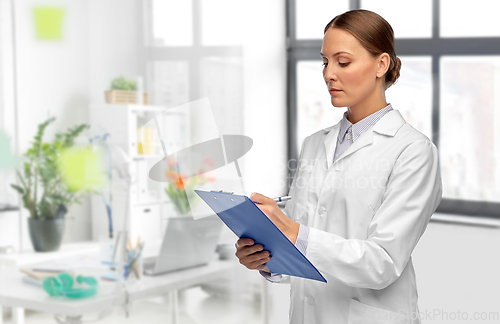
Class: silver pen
272,196,292,203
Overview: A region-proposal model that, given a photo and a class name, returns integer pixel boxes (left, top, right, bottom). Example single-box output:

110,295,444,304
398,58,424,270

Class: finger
250,192,273,205
238,249,268,265
246,252,271,269
235,244,264,259
240,251,270,268
235,237,254,249
253,203,265,213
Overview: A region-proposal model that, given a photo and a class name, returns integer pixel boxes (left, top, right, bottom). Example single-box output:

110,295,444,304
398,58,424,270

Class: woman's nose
323,64,337,82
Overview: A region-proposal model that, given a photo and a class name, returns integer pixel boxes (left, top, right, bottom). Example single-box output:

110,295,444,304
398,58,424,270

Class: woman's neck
346,92,388,124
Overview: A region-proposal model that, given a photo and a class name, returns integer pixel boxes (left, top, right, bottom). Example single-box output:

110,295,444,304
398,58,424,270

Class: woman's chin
330,98,348,108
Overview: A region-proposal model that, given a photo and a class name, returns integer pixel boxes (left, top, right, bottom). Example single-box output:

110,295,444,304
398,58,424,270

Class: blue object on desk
22,276,43,287
43,273,98,299
195,190,326,283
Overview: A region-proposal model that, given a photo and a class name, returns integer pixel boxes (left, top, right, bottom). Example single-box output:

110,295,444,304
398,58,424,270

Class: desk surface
0,240,167,268
0,242,100,268
0,260,238,317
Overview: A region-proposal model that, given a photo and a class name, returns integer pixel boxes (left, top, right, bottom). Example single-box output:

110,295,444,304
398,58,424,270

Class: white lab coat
280,109,442,324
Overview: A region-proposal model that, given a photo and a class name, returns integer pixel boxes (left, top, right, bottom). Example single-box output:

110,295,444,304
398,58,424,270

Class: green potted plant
104,76,149,104
11,117,90,252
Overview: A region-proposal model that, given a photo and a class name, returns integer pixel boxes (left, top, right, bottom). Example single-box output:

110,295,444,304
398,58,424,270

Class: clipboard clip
210,190,234,194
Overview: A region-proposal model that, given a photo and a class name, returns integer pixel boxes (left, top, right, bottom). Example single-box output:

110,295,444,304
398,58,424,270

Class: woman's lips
329,88,342,94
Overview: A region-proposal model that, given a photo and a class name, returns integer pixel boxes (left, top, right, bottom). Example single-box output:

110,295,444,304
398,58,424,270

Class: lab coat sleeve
259,271,283,283
259,224,309,283
307,139,442,290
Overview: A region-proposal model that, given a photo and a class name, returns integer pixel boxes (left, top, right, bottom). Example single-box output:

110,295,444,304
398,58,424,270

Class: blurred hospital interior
0,1,499,323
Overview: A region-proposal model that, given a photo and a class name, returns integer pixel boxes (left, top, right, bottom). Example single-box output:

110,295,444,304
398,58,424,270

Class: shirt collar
338,103,394,143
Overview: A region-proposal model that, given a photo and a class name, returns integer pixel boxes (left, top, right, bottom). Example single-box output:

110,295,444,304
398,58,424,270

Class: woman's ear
376,53,391,78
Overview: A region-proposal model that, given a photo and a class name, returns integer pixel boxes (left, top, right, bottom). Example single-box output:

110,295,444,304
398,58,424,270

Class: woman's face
321,27,386,109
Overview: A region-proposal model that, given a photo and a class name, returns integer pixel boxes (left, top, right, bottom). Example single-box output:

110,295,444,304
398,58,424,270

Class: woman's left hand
250,192,300,244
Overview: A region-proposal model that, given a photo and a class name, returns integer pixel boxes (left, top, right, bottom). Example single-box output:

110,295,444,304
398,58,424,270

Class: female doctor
235,9,442,324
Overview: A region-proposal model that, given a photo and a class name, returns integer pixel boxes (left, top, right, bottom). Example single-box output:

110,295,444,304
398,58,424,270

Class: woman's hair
324,9,401,89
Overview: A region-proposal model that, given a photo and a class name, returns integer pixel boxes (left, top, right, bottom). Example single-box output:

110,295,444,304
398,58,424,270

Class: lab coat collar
372,109,406,137
322,109,406,169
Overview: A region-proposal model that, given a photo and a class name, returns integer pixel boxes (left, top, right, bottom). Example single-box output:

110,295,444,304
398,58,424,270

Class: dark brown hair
324,9,401,89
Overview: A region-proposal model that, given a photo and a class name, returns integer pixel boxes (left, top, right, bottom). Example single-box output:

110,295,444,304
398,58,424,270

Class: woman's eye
322,62,328,67
339,62,350,67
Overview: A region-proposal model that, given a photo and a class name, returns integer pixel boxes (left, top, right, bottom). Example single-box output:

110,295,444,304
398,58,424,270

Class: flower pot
27,205,67,252
104,90,149,104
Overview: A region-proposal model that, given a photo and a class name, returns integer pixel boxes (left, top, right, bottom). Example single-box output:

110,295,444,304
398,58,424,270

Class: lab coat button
318,206,326,216
307,296,315,304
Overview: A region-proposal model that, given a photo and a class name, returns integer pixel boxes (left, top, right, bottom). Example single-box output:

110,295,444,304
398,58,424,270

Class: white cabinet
89,104,188,242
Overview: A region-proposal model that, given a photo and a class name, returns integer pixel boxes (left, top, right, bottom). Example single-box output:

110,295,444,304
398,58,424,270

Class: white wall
88,0,140,105
15,0,89,151
0,0,21,251
5,0,139,249
0,0,16,138
412,216,500,323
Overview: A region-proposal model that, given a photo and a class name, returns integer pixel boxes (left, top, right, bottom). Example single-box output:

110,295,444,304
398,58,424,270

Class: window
361,0,432,38
142,0,288,201
295,0,349,40
440,0,500,38
440,57,500,203
149,0,193,46
287,0,500,219
142,0,243,134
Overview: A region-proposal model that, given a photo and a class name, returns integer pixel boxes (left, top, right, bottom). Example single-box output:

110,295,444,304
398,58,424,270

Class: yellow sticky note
59,147,104,192
33,7,65,40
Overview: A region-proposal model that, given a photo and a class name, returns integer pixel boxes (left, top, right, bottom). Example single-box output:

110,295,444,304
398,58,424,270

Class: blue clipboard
195,190,327,283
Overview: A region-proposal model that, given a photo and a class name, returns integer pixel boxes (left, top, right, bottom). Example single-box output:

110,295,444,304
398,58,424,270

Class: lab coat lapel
332,131,374,166
323,109,406,168
323,122,341,170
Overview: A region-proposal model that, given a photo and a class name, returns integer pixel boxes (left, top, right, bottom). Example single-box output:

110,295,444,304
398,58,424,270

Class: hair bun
387,56,401,88
325,10,401,90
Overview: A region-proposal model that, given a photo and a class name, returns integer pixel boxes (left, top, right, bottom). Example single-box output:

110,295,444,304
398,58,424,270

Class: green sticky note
33,7,65,40
0,131,17,169
59,147,104,192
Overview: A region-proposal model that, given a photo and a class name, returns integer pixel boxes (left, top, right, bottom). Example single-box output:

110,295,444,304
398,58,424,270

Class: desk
0,260,238,324
0,242,100,268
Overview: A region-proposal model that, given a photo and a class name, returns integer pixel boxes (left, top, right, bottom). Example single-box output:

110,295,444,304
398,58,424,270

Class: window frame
139,0,243,104
286,0,500,220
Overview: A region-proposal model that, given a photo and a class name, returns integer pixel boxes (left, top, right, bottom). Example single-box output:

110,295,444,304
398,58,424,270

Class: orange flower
175,173,188,190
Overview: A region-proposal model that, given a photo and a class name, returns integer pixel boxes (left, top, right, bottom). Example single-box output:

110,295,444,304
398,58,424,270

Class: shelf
129,104,168,113
91,103,167,112
90,102,188,242
0,205,19,213
133,199,170,207
431,212,500,228
133,154,164,161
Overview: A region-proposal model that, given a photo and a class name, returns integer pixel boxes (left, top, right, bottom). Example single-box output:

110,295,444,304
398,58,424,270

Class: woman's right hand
235,238,271,273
